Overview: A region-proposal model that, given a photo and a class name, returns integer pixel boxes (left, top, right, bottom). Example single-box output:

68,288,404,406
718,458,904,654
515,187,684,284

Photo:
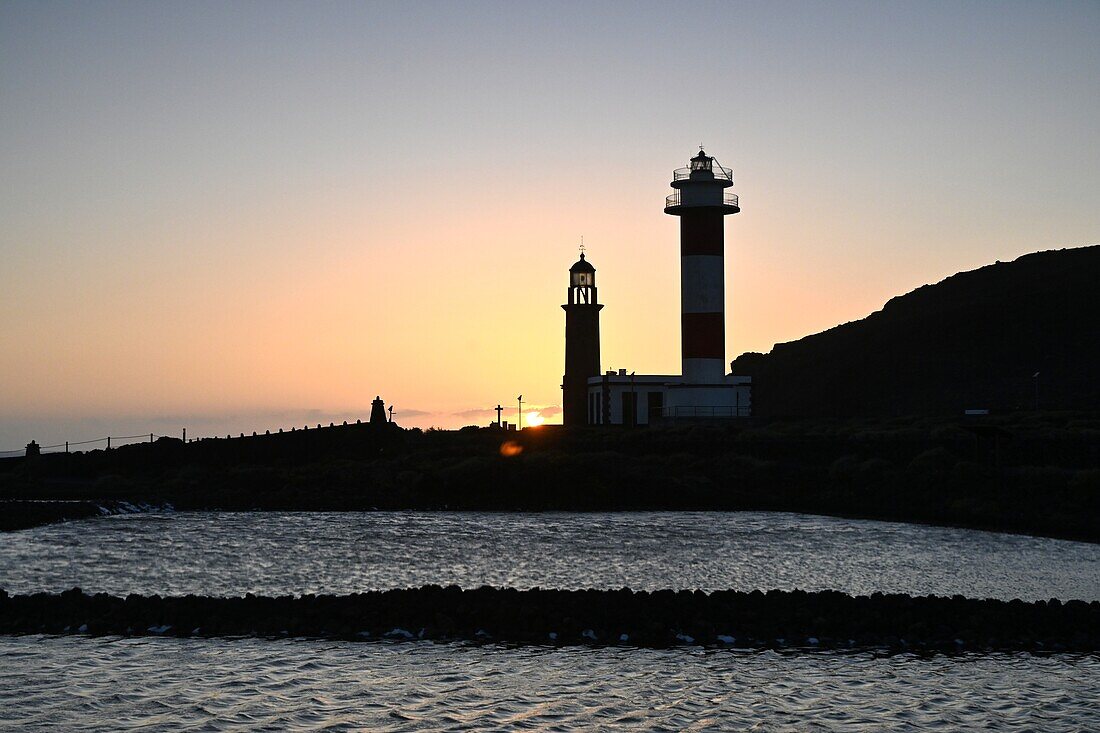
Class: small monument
25,440,40,457
369,396,388,425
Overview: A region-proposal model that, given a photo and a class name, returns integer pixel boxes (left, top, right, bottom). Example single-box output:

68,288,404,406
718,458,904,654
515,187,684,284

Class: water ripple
1,511,1096,600
9,636,1083,732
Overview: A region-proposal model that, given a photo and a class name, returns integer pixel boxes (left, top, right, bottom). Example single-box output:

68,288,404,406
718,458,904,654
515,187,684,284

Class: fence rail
664,192,739,209
657,405,750,418
0,418,376,457
673,165,733,183
0,434,166,457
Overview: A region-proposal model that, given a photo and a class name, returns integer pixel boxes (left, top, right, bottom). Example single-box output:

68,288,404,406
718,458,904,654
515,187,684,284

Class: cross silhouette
579,235,585,255
495,404,503,426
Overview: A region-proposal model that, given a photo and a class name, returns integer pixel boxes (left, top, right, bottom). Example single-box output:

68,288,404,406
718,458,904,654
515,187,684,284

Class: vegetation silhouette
1,412,1097,541
731,245,1100,416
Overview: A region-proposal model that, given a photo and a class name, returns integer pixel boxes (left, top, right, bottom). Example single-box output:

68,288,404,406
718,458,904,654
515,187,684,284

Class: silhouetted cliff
731,246,1100,417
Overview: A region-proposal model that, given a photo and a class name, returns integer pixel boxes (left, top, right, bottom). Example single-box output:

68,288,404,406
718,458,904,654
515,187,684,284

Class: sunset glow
1,2,1097,448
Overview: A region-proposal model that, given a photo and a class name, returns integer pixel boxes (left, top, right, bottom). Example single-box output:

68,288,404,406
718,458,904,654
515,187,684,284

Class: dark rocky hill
731,246,1100,417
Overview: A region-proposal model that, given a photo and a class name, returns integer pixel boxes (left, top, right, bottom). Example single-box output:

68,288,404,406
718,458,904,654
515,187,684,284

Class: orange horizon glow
2,3,1098,448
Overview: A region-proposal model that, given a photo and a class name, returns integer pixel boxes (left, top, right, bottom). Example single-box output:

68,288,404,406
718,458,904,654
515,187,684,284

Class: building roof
569,252,595,273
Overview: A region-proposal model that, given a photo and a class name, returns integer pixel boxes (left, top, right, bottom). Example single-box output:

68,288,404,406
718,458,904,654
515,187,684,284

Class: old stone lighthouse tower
561,252,602,426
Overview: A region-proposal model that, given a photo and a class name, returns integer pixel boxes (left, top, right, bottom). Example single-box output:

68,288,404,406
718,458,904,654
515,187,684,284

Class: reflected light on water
0,637,1097,731
1,512,1096,600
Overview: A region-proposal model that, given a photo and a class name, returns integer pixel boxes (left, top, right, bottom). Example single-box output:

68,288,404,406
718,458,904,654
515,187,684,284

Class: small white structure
586,369,751,426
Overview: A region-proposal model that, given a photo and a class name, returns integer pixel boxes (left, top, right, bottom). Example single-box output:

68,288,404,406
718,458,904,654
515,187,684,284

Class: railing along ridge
0,418,372,456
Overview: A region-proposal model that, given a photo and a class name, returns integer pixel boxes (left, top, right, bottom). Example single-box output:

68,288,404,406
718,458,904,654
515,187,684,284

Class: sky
1,1,1098,448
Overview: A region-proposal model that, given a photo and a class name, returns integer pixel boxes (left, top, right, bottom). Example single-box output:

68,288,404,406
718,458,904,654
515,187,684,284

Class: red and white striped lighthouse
664,149,740,383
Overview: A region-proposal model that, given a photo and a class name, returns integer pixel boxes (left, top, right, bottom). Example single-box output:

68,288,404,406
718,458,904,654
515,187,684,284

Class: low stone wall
1,587,1096,652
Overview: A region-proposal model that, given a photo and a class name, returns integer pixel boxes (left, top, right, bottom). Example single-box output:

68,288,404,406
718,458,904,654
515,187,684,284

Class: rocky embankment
1,587,1096,652
0,501,102,531
0,500,168,531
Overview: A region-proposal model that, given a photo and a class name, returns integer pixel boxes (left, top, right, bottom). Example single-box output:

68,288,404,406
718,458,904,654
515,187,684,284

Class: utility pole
630,371,636,428
517,395,524,430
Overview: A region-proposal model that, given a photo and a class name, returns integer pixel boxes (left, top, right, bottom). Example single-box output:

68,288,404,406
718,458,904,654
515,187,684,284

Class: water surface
1,636,1096,731
2,511,1096,600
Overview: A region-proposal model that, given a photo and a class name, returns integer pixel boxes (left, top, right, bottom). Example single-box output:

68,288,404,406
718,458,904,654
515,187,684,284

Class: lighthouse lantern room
568,253,597,303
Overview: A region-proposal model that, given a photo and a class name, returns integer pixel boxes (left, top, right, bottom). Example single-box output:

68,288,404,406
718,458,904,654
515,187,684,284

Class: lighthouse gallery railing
672,166,733,183
664,192,739,208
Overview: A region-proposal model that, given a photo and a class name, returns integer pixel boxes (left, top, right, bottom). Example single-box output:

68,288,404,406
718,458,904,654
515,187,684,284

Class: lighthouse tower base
661,378,752,421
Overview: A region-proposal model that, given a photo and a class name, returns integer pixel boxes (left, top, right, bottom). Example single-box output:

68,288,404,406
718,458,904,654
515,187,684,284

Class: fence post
107,436,111,449
150,433,153,443
65,441,69,453
183,428,187,443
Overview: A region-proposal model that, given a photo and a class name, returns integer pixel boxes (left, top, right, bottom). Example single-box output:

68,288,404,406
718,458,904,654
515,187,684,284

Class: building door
622,391,637,427
646,391,663,425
